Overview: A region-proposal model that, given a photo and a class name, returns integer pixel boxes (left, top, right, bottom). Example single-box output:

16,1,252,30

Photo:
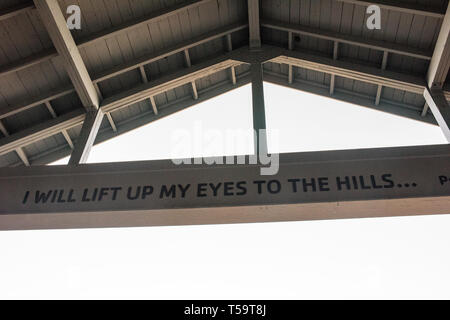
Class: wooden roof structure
0,0,449,167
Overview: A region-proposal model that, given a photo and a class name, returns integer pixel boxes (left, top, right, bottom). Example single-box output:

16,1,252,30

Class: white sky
1,83,449,299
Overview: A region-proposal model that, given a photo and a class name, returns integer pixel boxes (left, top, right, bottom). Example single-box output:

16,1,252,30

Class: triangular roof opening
50,83,446,165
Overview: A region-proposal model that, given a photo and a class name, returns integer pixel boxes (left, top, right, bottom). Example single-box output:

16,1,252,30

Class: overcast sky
1,83,449,299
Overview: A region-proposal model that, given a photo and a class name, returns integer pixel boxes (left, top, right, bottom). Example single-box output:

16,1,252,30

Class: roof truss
425,4,450,141
0,0,449,167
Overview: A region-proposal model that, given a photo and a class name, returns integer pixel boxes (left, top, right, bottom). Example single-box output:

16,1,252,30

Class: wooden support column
248,0,261,49
230,66,237,85
15,148,30,166
105,113,117,133
427,4,450,89
288,31,294,84
421,102,429,117
330,41,339,95
226,33,237,85
424,88,450,142
34,0,99,109
138,65,158,115
226,33,233,52
375,51,389,105
139,66,149,83
183,49,198,99
45,101,74,148
251,62,267,156
35,0,102,163
150,97,158,115
424,4,450,135
68,108,104,165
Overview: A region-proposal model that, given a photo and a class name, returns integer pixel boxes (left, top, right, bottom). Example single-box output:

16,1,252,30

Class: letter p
439,175,448,186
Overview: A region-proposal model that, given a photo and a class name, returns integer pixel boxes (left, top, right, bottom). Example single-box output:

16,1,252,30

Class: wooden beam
30,75,251,166
0,0,214,79
0,86,74,120
251,62,267,156
375,51,389,105
0,119,30,166
264,71,436,125
139,66,149,83
335,0,446,18
44,101,57,118
0,1,35,22
184,49,192,67
288,31,293,50
4,43,443,161
150,96,158,115
100,53,241,113
0,48,58,78
329,74,335,95
262,19,433,60
333,41,339,60
0,109,85,157
34,0,99,110
226,34,233,52
92,23,246,84
288,31,295,85
105,113,117,133
61,130,74,149
330,41,339,95
45,101,74,148
68,108,104,165
1,144,450,230
271,48,426,94
230,66,237,85
138,66,159,114
248,0,261,48
424,88,450,142
375,86,383,106
183,49,199,99
421,103,429,117
191,81,199,100
77,0,213,50
288,65,293,85
0,23,246,121
427,4,450,89
0,120,9,137
93,83,103,100
381,51,389,70
0,54,242,156
15,148,30,166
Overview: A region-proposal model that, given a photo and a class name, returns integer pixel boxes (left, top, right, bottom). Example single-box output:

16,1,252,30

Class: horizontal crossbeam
0,144,449,230
262,19,433,60
270,48,427,94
